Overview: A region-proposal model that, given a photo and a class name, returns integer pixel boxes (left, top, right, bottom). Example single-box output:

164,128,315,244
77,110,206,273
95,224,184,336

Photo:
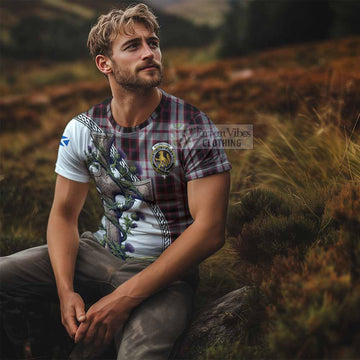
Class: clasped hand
60,290,133,353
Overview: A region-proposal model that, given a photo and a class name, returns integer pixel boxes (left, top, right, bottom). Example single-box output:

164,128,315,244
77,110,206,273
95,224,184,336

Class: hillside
147,0,229,26
1,36,358,132
1,36,359,358
0,0,127,30
1,36,359,204
0,0,215,57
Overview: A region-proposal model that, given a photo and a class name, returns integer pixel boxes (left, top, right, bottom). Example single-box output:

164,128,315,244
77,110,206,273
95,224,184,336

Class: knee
127,281,193,337
0,245,50,291
0,256,15,290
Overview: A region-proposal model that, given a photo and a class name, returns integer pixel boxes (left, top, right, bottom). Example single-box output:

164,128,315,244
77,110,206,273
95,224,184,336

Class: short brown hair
87,3,159,58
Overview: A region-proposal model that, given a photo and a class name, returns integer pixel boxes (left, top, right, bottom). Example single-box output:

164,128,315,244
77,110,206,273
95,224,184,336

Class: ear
95,55,112,75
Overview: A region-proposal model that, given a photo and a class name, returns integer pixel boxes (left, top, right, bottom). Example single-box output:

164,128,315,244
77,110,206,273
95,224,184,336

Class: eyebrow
121,35,159,49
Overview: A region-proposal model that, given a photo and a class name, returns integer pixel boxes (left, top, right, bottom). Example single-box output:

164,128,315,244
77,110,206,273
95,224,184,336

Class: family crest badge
151,142,176,176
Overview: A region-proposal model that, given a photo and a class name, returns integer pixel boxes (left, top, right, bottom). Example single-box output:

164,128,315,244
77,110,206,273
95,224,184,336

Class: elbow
214,233,225,251
207,224,226,252
192,217,226,253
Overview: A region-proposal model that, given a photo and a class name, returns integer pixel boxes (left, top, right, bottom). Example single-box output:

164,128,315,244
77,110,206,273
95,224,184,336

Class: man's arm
47,174,89,339
75,171,230,347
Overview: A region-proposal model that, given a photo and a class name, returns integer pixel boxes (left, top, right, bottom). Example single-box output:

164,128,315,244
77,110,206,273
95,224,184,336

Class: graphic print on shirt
151,142,176,176
75,113,171,259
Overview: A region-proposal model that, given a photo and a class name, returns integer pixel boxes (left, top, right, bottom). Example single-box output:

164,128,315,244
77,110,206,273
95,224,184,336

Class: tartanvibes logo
170,124,253,150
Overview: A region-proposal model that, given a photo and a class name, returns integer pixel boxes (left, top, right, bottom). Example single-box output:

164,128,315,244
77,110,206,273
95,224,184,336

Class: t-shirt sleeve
55,118,91,183
182,113,232,181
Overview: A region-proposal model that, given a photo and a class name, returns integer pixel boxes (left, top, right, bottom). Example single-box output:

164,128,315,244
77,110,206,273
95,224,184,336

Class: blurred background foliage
0,0,359,60
218,0,360,57
0,0,216,60
1,0,360,359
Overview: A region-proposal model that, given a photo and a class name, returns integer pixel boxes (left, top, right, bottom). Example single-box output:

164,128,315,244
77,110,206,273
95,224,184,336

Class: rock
173,286,264,359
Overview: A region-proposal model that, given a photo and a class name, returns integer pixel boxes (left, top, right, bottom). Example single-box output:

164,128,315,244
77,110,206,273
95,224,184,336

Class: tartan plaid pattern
56,89,231,259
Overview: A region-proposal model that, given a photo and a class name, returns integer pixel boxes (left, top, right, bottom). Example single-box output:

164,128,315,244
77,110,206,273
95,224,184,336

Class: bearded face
107,22,163,91
111,59,163,90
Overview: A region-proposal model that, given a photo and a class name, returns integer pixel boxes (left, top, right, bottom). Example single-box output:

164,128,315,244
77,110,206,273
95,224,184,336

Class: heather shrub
329,183,360,283
263,245,360,359
0,171,54,244
239,214,318,264
228,187,334,265
258,184,360,358
200,341,267,360
0,232,43,256
227,189,291,238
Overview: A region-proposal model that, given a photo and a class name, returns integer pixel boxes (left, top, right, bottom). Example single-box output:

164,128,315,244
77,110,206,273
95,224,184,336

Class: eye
149,40,159,49
125,43,138,51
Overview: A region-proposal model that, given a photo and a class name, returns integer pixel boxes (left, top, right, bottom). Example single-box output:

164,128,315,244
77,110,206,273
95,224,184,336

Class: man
1,3,231,359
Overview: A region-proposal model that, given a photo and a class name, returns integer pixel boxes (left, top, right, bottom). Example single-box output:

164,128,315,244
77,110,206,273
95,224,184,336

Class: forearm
47,213,80,298
114,220,224,303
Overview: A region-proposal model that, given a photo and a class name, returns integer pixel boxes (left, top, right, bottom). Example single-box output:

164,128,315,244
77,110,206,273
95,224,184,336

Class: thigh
0,235,122,300
116,280,194,360
73,233,132,302
0,244,57,299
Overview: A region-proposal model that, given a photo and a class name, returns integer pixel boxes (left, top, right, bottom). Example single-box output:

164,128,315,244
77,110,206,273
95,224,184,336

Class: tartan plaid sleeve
183,112,232,181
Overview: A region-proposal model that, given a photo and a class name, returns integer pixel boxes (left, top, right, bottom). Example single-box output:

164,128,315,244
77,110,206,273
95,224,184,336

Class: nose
141,42,154,60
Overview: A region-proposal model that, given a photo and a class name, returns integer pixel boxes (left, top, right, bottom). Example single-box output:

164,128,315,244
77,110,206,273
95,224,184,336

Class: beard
112,61,163,90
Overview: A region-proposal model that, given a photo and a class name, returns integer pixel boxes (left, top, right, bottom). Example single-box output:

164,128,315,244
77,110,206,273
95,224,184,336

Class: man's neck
110,86,162,128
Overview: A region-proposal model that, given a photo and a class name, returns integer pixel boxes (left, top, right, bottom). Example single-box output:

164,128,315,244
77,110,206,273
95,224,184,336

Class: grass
41,0,95,19
220,103,360,359
0,59,102,96
232,109,359,194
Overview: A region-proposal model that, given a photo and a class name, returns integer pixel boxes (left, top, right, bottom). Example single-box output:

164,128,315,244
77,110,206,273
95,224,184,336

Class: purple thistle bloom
87,146,92,153
135,163,143,175
117,148,126,160
130,223,138,228
136,211,146,220
125,242,135,253
115,209,123,218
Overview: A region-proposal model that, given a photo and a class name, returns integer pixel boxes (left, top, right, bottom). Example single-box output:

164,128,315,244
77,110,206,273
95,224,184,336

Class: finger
75,320,90,344
104,327,115,345
93,323,107,349
66,318,78,339
83,321,98,345
62,311,78,339
75,301,86,323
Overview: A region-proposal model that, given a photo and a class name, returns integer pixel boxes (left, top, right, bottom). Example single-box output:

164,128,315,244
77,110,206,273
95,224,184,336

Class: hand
59,291,86,340
74,291,135,350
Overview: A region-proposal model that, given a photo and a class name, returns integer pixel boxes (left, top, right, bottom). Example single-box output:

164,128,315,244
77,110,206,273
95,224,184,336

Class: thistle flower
117,148,126,160
134,163,143,175
136,211,146,220
125,242,135,253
